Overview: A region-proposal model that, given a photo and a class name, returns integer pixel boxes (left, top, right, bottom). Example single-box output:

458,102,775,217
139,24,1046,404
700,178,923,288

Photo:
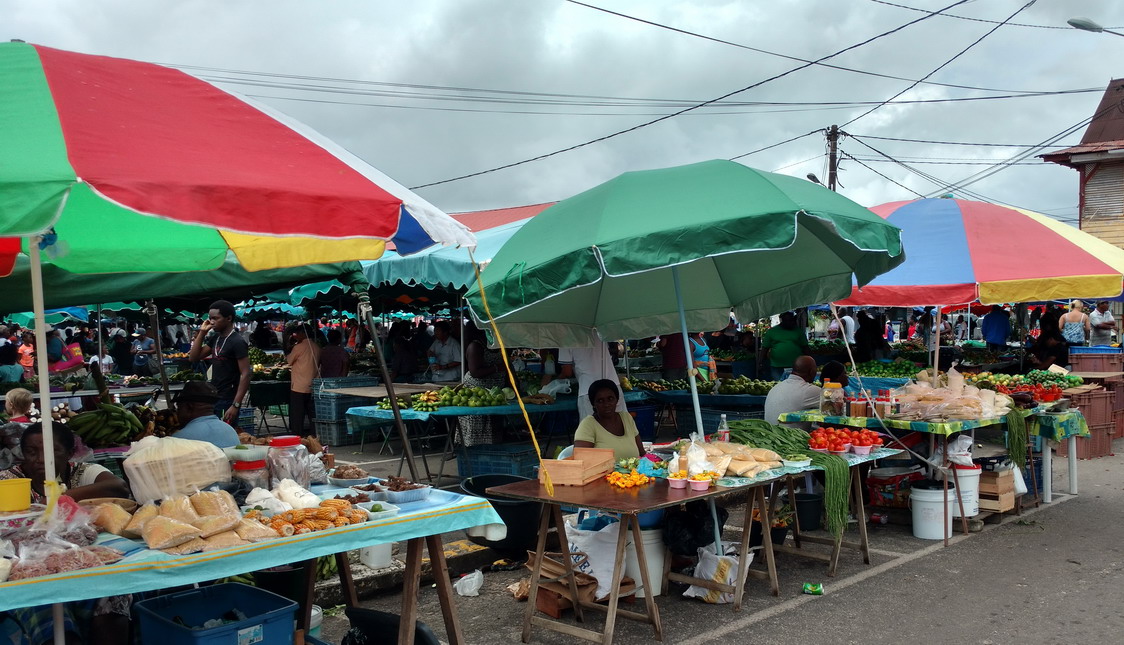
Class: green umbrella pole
146,300,172,405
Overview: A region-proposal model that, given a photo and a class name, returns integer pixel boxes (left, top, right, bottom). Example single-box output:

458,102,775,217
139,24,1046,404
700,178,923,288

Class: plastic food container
267,435,310,489
0,478,31,512
223,444,269,462
667,477,687,489
852,445,873,455
386,485,433,504
328,470,369,488
232,459,270,490
829,449,848,456
782,458,812,468
356,501,400,520
688,479,711,491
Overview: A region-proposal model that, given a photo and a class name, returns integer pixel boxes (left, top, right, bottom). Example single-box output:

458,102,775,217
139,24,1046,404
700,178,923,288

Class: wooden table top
486,476,774,515
1068,372,1124,380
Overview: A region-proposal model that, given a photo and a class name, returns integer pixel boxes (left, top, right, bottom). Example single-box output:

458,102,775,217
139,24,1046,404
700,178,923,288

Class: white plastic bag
1012,466,1028,495
124,436,231,504
683,547,739,604
541,379,572,397
685,433,713,477
454,569,484,597
934,435,974,467
567,519,627,601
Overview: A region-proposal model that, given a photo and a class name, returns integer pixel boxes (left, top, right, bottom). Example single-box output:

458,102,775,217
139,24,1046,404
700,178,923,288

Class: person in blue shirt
173,381,240,448
981,305,1011,353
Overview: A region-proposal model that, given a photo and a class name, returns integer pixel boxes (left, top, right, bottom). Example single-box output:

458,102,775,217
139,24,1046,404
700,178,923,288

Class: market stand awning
0,254,364,315
837,198,1124,306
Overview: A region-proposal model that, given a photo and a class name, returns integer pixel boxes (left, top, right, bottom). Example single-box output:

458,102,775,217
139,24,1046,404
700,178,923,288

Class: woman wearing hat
173,381,240,448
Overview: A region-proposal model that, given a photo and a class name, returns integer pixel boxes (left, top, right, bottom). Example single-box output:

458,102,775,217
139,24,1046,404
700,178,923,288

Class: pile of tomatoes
809,426,883,452
996,383,1063,402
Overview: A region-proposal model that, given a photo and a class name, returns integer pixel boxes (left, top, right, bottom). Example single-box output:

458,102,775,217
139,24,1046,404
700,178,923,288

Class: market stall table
777,408,1090,503
486,475,782,644
0,486,501,645
346,392,651,481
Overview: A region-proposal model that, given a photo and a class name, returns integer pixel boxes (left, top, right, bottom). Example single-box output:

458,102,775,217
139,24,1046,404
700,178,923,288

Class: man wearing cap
130,328,156,376
174,381,240,448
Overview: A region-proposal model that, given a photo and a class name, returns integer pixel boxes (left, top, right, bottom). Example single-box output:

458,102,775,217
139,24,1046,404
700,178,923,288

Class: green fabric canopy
0,252,365,315
466,160,905,347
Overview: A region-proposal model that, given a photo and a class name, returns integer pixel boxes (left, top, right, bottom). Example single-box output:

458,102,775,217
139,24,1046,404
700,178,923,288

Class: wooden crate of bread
538,448,615,486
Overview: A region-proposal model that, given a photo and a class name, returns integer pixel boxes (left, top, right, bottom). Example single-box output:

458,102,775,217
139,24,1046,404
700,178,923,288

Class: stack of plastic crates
312,375,380,445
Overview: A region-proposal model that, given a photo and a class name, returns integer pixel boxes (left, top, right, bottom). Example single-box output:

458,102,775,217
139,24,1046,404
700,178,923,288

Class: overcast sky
4,0,1123,225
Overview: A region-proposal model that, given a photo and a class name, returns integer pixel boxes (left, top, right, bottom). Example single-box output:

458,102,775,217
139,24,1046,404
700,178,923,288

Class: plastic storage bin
455,443,540,478
135,583,297,645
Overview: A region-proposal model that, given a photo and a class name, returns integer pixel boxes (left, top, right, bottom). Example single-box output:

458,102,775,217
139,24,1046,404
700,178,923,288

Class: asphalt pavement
319,437,1124,644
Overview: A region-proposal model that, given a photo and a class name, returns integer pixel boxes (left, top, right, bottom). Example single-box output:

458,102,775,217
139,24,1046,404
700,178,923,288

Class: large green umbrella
466,160,905,349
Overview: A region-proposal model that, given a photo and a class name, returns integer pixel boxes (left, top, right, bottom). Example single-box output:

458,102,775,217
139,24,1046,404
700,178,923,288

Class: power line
771,154,824,173
869,0,1122,30
562,0,1062,94
841,0,1036,128
408,0,973,189
729,130,822,161
845,133,1072,148
841,152,925,197
849,157,1045,166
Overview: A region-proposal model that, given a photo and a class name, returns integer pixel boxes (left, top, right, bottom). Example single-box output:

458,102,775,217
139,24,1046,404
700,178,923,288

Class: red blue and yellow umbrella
0,42,473,275
838,198,1124,306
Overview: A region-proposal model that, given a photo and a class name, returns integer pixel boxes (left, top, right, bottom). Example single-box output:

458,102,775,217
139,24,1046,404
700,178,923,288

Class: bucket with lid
909,479,956,540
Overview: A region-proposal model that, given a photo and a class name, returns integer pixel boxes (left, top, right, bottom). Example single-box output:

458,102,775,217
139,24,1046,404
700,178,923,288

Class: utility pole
827,124,839,192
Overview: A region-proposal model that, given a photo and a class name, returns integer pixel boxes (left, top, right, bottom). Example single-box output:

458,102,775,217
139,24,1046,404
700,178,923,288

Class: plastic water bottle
716,413,730,442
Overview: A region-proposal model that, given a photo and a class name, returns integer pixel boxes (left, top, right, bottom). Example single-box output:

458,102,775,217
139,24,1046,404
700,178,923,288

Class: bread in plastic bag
123,502,159,539
161,537,207,555
124,436,232,504
92,503,132,536
159,495,201,523
142,516,203,550
234,518,281,542
201,530,249,552
190,514,242,539
190,490,240,517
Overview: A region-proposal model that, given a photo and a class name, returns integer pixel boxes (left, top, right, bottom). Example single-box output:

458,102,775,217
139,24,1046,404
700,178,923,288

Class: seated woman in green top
573,379,643,461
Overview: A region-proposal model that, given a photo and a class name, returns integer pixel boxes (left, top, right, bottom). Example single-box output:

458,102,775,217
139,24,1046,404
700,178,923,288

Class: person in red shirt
658,333,688,381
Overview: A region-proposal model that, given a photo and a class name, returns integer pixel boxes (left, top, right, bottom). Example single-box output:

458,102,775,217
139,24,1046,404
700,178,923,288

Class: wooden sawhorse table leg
772,467,872,576
396,535,466,645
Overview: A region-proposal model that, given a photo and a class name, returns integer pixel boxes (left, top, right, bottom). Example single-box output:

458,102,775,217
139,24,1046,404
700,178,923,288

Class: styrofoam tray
357,501,400,521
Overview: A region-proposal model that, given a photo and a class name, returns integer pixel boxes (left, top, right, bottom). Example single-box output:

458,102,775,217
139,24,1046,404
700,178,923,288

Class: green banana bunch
69,403,144,448
316,555,338,581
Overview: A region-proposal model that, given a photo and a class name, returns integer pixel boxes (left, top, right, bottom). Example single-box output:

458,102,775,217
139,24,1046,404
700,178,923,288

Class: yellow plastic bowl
0,479,31,512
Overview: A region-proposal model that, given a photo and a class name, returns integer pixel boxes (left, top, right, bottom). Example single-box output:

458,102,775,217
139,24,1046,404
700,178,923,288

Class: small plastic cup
852,444,873,455
667,477,688,489
688,479,711,491
0,479,31,512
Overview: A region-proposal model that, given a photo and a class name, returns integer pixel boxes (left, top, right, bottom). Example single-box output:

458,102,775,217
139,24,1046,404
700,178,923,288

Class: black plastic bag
663,501,728,556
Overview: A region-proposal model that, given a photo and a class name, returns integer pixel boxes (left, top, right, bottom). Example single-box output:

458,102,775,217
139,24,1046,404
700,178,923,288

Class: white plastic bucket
309,604,323,638
623,528,666,598
948,464,981,518
360,542,393,569
910,481,956,540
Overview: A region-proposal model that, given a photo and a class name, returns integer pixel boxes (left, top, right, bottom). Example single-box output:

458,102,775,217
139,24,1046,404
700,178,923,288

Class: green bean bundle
1006,410,1027,466
729,420,850,537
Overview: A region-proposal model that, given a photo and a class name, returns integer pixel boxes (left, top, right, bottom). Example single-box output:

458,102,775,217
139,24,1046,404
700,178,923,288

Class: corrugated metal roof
450,202,554,232
1042,79,1124,168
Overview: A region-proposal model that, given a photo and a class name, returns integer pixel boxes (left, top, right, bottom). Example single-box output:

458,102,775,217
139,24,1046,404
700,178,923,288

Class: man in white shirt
427,321,462,382
1089,300,1116,346
542,329,627,419
764,355,823,430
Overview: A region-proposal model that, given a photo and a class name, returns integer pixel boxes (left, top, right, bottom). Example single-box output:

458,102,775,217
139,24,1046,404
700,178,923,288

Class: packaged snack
123,502,159,539
92,503,132,536
142,516,203,550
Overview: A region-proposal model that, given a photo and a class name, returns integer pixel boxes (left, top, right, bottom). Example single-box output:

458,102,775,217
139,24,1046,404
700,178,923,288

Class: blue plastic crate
674,406,763,436
456,443,540,478
135,583,297,645
629,405,660,440
1069,346,1121,354
313,418,360,446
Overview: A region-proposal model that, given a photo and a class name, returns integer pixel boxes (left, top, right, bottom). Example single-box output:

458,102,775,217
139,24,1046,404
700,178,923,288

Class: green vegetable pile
729,419,850,537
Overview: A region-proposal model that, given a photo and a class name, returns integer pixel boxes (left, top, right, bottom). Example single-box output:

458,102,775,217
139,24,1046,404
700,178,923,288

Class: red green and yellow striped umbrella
838,198,1124,306
0,42,473,275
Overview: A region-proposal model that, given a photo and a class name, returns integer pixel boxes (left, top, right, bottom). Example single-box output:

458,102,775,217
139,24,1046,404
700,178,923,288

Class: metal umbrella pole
358,292,421,481
145,300,172,405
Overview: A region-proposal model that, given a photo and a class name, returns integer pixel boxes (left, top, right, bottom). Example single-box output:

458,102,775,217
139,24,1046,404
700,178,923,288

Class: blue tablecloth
347,391,651,423
648,391,766,407
844,376,911,395
0,487,501,612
